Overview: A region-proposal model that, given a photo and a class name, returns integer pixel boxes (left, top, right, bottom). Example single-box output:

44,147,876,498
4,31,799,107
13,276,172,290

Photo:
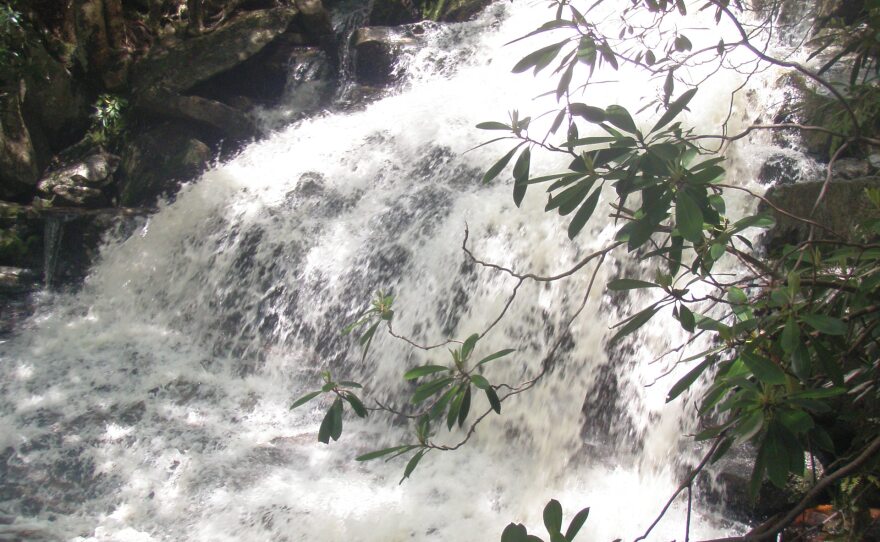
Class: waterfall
0,1,794,540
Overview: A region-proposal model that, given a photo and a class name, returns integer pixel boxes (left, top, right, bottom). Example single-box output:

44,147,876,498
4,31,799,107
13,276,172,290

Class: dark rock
292,0,333,41
37,152,121,207
118,123,212,207
369,0,420,25
189,40,333,107
0,266,39,294
758,153,802,185
20,34,89,152
131,7,299,95
138,88,259,142
0,83,45,199
760,177,880,252
439,0,495,22
831,157,871,180
352,25,424,86
40,207,149,286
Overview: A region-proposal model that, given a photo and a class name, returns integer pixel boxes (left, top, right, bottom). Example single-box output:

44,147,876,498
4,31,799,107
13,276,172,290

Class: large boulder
760,177,880,252
37,152,121,207
118,124,212,207
352,25,425,86
131,7,299,94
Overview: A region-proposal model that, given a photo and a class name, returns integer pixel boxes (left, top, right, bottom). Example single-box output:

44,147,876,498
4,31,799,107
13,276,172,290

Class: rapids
0,1,805,540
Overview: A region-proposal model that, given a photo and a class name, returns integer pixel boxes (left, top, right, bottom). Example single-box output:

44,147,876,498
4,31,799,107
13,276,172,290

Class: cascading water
0,1,798,540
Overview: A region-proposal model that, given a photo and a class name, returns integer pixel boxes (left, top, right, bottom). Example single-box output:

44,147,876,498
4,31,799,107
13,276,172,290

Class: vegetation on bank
292,0,880,540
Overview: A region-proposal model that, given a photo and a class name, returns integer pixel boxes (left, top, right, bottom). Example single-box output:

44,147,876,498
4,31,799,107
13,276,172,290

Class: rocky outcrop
131,7,299,94
760,177,880,252
118,124,212,207
138,88,260,141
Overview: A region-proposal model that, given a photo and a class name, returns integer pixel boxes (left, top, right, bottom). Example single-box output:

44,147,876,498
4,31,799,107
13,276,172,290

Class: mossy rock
760,177,880,254
369,0,493,24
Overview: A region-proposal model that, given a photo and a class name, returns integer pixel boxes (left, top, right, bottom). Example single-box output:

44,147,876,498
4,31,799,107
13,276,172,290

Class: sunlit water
0,1,804,540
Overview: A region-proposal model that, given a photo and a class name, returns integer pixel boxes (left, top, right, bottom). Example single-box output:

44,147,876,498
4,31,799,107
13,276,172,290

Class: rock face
0,83,44,199
760,177,880,252
131,7,300,94
118,124,212,207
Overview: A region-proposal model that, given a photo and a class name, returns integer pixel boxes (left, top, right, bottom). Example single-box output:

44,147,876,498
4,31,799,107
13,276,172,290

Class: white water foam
0,1,801,540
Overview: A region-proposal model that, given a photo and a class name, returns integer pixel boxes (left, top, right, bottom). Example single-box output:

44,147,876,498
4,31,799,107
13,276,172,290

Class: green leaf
412,377,454,404
709,243,725,261
502,524,529,542
513,148,531,207
483,146,520,184
512,40,567,74
400,449,426,484
356,445,416,461
290,390,321,410
318,402,336,444
609,304,660,345
477,349,515,366
330,398,343,441
780,316,801,354
477,122,512,130
733,410,765,445
607,278,659,291
486,387,501,414
470,374,491,389
543,499,563,535
567,187,601,239
674,34,692,52
678,304,695,332
447,384,467,430
741,352,786,386
791,343,812,381
800,314,847,336
604,105,638,134
338,381,363,388
462,333,480,361
675,190,704,242
666,356,712,402
564,507,590,541
731,214,776,232
458,385,472,427
430,385,459,420
569,103,606,123
652,88,697,132
404,365,449,380
344,393,368,418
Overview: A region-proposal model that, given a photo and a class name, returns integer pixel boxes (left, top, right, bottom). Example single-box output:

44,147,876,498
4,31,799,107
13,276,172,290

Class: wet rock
118,123,212,207
37,152,121,207
131,7,299,94
831,157,871,180
758,153,801,185
39,207,149,286
292,0,333,41
760,177,880,252
352,25,425,86
0,266,39,294
190,40,333,107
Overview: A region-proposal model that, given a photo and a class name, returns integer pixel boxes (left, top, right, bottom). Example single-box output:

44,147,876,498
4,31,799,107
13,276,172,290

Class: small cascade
42,214,69,288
